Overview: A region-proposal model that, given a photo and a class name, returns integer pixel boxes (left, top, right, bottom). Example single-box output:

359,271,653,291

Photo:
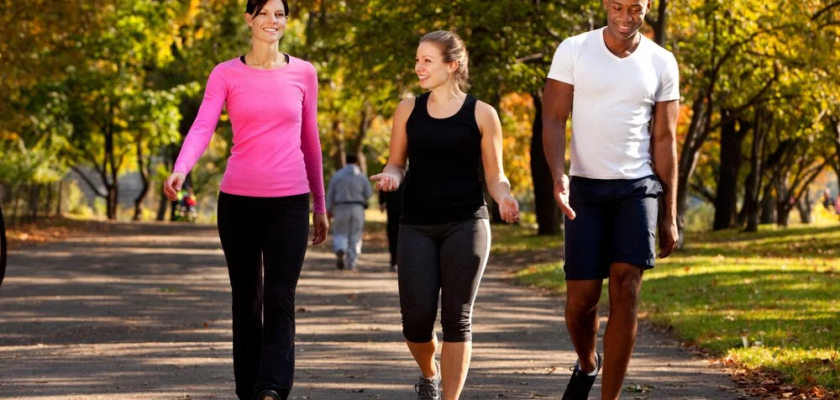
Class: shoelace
414,381,439,399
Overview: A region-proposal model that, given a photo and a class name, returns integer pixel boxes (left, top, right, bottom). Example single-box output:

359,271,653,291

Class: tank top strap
455,94,479,130
461,94,477,114
415,92,431,114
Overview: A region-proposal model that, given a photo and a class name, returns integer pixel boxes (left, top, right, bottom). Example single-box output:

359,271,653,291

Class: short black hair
246,0,289,17
345,154,358,165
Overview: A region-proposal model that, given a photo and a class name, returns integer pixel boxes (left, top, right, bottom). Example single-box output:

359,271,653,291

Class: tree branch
812,1,840,21
515,53,546,64
71,166,107,198
791,162,828,206
690,178,717,203
709,63,780,131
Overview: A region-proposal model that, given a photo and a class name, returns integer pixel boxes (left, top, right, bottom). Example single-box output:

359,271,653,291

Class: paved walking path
0,222,738,399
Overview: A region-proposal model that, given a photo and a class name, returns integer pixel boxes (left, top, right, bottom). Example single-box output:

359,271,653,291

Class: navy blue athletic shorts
563,175,663,280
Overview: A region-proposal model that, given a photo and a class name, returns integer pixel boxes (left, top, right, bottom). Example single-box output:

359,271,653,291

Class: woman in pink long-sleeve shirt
163,1,326,399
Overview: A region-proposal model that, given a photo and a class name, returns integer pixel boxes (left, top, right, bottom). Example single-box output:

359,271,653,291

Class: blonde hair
420,30,470,91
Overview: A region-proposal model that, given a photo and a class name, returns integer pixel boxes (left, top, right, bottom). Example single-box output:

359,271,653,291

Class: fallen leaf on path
624,384,654,393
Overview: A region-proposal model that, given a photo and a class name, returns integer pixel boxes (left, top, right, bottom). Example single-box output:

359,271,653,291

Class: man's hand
658,219,678,258
554,174,576,220
312,213,328,245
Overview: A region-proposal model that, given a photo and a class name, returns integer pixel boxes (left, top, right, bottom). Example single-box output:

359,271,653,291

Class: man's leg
602,176,660,400
332,206,351,269
601,262,643,400
346,206,364,268
562,176,614,399
565,280,603,374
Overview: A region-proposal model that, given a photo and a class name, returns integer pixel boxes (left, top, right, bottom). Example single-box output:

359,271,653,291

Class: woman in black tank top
371,31,520,400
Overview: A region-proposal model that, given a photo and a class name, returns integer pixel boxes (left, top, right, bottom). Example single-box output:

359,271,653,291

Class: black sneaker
414,360,441,400
255,390,281,400
561,352,602,400
336,250,345,270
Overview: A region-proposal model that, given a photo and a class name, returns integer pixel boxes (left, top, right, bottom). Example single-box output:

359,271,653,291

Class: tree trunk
350,105,373,175
0,201,6,287
797,195,812,224
156,147,173,221
713,111,746,230
676,95,709,248
777,206,791,227
28,185,40,223
156,190,169,221
760,185,775,225
106,186,118,220
743,110,769,232
648,0,669,45
45,184,53,218
11,184,22,225
530,92,562,235
133,137,150,221
332,120,346,171
104,100,119,221
56,181,64,217
832,117,840,190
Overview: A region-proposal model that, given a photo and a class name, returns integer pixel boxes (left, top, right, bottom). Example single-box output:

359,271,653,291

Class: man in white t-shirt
542,0,679,399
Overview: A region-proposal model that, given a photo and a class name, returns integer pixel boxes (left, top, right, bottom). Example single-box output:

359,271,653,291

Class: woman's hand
163,172,186,201
370,172,401,192
312,212,328,245
498,194,520,224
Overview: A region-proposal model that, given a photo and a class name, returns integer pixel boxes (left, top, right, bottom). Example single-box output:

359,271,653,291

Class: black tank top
401,92,488,225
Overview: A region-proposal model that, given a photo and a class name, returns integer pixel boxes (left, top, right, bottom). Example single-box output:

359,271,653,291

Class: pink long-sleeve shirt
173,56,326,213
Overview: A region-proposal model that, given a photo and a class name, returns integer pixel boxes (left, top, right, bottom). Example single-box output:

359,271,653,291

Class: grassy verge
512,223,840,391
490,222,563,254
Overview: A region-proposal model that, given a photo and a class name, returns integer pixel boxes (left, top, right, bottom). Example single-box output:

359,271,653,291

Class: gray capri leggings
397,218,491,343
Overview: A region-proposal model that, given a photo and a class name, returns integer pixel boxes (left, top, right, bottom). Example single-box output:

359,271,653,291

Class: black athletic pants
217,191,310,400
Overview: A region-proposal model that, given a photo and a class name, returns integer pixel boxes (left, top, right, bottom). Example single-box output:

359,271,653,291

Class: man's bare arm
542,79,576,219
651,99,679,257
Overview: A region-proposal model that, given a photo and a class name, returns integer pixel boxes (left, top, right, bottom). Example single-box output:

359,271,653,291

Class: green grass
512,223,840,390
490,223,563,254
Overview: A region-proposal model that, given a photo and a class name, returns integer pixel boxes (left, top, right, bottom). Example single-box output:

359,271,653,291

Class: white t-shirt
547,27,679,179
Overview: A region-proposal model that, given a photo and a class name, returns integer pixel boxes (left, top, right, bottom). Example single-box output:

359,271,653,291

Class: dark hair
420,31,470,91
345,154,358,165
246,0,289,17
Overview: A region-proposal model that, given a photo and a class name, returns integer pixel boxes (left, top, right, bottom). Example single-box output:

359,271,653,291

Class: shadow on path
0,222,737,399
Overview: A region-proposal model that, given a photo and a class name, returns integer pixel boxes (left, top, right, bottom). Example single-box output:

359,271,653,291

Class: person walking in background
327,154,373,270
163,0,328,399
542,0,680,398
371,31,520,400
379,184,404,272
